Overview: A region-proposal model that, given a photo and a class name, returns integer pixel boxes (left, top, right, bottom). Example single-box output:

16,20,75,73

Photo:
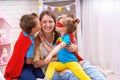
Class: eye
49,20,54,23
42,21,46,24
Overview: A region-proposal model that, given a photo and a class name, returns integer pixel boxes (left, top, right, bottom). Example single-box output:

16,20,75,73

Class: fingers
44,59,49,64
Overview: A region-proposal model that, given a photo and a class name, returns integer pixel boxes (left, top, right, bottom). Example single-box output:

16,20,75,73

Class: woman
33,10,106,80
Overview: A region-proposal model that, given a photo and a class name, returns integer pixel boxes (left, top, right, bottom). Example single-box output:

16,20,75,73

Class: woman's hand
65,44,78,52
51,56,58,61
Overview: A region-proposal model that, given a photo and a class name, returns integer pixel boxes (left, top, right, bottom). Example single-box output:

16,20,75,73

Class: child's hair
58,13,74,21
20,13,38,34
62,17,80,34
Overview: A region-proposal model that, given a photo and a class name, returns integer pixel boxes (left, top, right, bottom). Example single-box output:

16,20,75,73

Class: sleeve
62,34,71,45
26,44,34,58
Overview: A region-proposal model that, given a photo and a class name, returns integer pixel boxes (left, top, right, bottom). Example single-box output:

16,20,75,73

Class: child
41,16,91,80
4,13,44,80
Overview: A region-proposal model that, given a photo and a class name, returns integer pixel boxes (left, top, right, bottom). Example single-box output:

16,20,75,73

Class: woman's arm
33,59,47,68
33,60,47,68
26,58,33,64
65,43,78,52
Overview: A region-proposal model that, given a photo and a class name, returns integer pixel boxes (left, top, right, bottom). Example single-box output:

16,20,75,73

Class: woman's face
40,15,55,34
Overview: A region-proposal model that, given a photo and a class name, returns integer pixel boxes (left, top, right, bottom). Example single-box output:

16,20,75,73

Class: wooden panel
44,1,76,20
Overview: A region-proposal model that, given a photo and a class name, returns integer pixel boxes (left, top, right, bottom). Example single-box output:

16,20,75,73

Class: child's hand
44,55,52,64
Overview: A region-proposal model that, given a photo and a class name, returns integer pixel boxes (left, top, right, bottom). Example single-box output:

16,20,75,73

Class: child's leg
65,62,91,80
46,62,66,80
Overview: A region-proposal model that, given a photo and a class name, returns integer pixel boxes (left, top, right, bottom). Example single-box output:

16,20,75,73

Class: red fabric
69,34,83,61
56,22,64,28
4,31,32,80
56,37,62,45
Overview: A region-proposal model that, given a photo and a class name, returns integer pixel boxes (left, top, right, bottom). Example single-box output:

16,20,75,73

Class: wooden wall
44,1,76,20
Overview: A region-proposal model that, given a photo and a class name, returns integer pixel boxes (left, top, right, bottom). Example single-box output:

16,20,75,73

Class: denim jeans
52,61,106,80
52,70,79,80
81,61,106,80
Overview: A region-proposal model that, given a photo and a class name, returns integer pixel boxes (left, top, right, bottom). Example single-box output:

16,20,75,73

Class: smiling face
40,15,55,34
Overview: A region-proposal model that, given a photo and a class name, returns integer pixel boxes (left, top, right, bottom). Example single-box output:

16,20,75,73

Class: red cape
69,34,83,61
4,31,32,80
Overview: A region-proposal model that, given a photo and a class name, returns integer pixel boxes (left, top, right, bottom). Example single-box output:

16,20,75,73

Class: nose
46,22,50,26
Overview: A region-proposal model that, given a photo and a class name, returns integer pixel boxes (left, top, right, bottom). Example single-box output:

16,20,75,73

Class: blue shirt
57,34,78,63
24,32,34,58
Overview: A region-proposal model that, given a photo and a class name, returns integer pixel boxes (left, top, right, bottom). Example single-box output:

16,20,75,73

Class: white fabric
41,39,53,58
78,0,120,74
0,71,5,80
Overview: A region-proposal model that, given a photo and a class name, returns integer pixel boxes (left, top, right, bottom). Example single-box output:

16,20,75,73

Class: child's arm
45,42,67,63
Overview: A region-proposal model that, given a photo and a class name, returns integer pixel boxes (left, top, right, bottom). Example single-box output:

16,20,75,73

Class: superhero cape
69,34,83,61
4,31,32,80
56,34,83,61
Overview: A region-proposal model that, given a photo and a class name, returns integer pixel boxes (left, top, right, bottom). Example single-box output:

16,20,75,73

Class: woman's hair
39,10,59,44
20,13,38,34
39,10,56,23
